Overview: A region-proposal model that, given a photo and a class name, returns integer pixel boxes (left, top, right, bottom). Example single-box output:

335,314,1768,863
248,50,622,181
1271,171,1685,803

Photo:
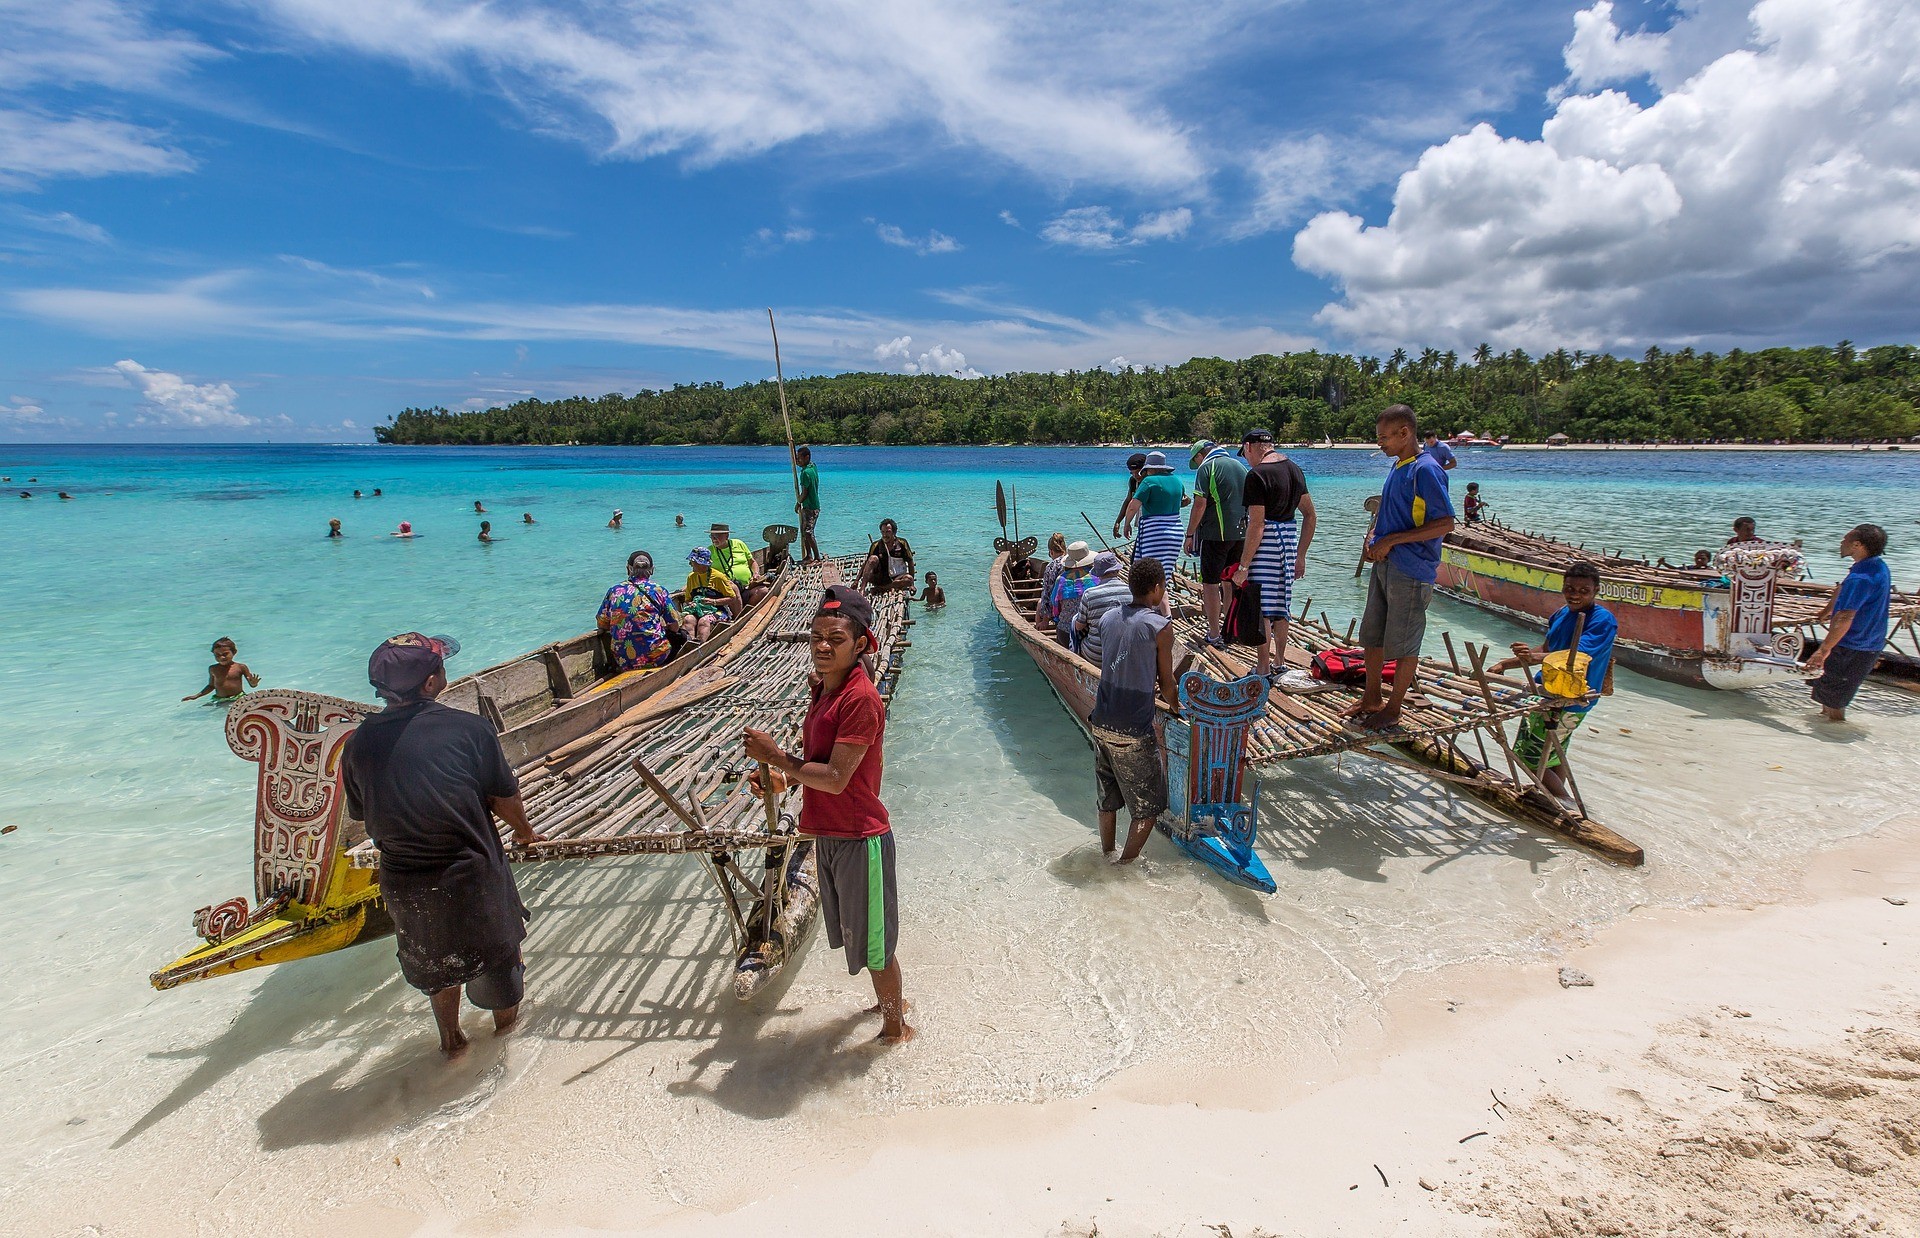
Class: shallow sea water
2,444,1919,1230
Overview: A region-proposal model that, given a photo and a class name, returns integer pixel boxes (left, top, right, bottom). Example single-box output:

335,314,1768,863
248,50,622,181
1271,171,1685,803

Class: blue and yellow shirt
1833,555,1892,653
1540,603,1617,714
1375,452,1454,582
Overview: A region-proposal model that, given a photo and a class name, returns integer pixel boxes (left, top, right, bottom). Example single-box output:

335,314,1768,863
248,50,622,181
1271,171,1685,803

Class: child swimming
522,512,535,525
183,638,260,703
328,518,343,538
916,571,946,609
478,520,494,543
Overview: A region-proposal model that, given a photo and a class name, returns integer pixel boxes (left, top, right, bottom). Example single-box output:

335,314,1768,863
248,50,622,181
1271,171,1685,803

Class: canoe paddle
995,480,1008,534
1354,495,1383,578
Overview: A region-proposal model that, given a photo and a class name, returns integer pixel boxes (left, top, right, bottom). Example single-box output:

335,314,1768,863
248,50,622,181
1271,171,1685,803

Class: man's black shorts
1810,645,1877,710
1198,538,1244,585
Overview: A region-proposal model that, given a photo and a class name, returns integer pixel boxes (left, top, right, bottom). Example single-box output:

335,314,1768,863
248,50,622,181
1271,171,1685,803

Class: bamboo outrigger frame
989,531,1644,869
153,550,913,1001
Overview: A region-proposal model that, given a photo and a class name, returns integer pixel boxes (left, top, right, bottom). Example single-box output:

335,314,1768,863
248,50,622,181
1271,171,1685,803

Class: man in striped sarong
1235,429,1317,679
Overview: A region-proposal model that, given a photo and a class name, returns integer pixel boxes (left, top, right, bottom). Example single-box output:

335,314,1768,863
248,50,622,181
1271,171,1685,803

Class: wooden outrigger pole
767,308,803,513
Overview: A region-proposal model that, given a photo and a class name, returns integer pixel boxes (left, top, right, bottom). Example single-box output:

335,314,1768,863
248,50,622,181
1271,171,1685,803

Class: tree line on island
377,342,1920,447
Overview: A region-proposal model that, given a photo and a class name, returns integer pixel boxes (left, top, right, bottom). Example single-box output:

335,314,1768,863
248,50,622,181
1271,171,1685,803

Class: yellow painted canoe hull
150,871,390,990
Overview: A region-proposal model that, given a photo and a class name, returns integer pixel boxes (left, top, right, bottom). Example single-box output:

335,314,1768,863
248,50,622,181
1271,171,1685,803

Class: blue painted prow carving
1161,669,1276,895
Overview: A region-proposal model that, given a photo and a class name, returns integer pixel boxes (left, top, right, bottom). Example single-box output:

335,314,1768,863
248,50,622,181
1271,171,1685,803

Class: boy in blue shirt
1490,561,1616,806
1807,523,1892,722
1349,405,1455,730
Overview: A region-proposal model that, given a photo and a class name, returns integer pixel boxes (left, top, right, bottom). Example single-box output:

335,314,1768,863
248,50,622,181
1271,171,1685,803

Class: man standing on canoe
1089,557,1179,865
1235,428,1316,679
1351,405,1455,731
1184,439,1248,648
796,446,822,564
743,586,913,1044
342,633,542,1057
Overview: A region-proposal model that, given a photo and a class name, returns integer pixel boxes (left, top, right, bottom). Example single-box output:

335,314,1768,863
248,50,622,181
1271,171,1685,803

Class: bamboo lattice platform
347,555,912,867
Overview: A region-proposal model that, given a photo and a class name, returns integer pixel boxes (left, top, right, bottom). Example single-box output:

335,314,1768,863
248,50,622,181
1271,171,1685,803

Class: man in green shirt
795,446,822,563
1184,439,1249,647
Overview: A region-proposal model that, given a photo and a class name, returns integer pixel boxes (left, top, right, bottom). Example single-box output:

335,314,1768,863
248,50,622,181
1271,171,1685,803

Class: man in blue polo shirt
1349,405,1456,730
1423,430,1458,472
1806,523,1893,723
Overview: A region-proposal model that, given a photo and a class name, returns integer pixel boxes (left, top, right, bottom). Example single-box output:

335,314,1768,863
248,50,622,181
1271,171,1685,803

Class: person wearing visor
342,633,543,1057
598,550,682,669
742,586,913,1045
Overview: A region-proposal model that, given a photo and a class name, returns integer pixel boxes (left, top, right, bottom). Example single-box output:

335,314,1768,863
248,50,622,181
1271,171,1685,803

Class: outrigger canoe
150,532,882,997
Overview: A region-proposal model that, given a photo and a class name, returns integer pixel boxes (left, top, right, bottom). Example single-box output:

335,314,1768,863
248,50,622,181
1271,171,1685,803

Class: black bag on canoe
1223,574,1265,647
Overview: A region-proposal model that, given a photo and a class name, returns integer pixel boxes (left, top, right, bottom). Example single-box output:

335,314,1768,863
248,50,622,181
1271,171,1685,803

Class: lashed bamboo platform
995,549,1644,866
346,554,912,868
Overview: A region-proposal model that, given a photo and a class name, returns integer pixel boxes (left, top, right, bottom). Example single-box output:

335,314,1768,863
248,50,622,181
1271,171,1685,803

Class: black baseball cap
815,584,873,636
1125,451,1148,469
368,632,460,699
1242,427,1274,443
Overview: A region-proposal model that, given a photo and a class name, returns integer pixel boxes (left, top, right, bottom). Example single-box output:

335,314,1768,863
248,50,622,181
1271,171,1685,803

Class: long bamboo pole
767,309,803,513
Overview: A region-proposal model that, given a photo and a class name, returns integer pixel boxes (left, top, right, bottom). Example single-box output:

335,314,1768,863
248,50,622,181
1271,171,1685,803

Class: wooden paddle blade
995,481,1007,531
1363,495,1382,513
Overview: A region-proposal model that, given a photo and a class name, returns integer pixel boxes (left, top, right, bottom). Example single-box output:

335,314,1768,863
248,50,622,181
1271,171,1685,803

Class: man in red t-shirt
743,585,913,1044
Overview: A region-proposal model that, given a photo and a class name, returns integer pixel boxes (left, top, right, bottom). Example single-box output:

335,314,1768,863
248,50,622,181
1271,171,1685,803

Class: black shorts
1810,645,1877,709
1198,538,1244,584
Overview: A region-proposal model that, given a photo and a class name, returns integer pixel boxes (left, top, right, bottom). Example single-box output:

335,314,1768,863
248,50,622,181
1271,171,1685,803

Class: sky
1,0,1917,440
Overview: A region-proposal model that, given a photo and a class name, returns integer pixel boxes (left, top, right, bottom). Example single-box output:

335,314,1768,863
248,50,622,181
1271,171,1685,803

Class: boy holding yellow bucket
1490,561,1616,808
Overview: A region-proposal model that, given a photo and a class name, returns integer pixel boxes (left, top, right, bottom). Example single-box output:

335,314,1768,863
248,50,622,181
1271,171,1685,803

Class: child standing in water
916,572,946,609
183,638,260,702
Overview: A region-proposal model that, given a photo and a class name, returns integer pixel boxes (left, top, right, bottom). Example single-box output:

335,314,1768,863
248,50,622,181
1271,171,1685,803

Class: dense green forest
377,343,1920,447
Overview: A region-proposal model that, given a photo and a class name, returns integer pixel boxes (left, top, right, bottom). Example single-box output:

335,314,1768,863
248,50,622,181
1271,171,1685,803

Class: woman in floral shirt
597,551,682,670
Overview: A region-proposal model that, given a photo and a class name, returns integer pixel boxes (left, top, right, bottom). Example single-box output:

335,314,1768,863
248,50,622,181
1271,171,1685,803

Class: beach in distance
2,443,1917,1236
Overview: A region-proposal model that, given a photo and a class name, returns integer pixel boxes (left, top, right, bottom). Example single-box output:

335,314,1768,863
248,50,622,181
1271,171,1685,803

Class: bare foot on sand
440,1028,470,1059
875,1022,918,1046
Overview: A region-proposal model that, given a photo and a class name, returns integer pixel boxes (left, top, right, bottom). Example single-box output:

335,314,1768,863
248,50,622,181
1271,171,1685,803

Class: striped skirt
1133,514,1184,582
1245,518,1297,619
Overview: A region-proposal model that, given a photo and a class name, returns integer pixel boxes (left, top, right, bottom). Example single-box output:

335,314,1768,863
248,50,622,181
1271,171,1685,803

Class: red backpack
1309,647,1397,685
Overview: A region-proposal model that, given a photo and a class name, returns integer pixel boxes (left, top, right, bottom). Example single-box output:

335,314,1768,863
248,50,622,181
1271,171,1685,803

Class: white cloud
874,337,981,377
873,222,962,255
1041,205,1191,249
15,265,1311,377
0,110,194,186
999,210,1022,228
3,396,46,420
1294,0,1920,351
11,209,113,245
111,359,251,428
751,225,815,249
248,0,1217,191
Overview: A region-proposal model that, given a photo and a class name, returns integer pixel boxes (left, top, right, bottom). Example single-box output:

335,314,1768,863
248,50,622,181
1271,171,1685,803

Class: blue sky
2,0,1916,439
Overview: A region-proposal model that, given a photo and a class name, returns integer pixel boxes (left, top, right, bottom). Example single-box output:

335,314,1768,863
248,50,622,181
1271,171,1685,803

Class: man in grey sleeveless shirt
1087,557,1179,865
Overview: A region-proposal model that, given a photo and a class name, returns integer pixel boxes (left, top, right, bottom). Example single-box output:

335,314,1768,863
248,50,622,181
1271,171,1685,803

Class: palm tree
1388,347,1407,374
1472,342,1492,367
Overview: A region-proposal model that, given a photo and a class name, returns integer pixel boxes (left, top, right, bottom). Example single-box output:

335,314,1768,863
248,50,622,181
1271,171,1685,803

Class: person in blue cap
342,632,543,1057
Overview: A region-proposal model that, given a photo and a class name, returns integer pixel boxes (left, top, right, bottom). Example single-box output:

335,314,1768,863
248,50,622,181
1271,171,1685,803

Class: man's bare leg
491,1003,521,1036
1369,656,1420,727
1820,705,1846,722
1271,617,1291,673
430,987,469,1057
1201,583,1223,640
1114,815,1155,864
1098,808,1118,857
1343,647,1388,716
868,958,915,1044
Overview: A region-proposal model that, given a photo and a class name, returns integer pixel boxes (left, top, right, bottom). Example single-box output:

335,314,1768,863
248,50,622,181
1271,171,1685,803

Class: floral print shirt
598,577,677,669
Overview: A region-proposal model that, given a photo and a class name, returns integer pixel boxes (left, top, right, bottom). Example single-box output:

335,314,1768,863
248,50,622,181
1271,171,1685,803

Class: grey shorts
1092,725,1168,822
801,507,819,535
814,832,899,975
1359,559,1435,659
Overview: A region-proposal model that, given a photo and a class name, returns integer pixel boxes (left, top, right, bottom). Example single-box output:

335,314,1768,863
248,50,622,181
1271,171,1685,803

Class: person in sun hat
742,584,913,1045
1072,550,1132,665
682,545,741,642
341,632,542,1058
708,521,767,606
1118,450,1186,614
1111,451,1150,539
1043,541,1097,646
1184,437,1249,647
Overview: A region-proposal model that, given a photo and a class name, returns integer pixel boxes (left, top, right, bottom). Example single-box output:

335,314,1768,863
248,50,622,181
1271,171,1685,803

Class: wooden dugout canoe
150,541,794,991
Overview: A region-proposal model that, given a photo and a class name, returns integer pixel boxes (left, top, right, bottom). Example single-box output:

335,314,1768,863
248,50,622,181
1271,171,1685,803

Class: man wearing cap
1184,438,1249,647
742,586,913,1045
1111,452,1148,539
1235,429,1317,678
1072,550,1132,664
342,633,542,1057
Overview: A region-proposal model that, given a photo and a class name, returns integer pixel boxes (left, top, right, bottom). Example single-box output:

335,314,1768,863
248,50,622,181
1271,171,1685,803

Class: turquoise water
3,444,1919,1229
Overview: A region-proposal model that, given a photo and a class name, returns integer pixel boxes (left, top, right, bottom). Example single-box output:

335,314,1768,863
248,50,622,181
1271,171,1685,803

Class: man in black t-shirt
342,632,543,1057
1111,452,1148,539
1235,430,1318,677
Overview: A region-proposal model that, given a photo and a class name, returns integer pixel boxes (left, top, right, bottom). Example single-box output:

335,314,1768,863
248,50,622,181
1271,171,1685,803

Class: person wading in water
342,633,543,1057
